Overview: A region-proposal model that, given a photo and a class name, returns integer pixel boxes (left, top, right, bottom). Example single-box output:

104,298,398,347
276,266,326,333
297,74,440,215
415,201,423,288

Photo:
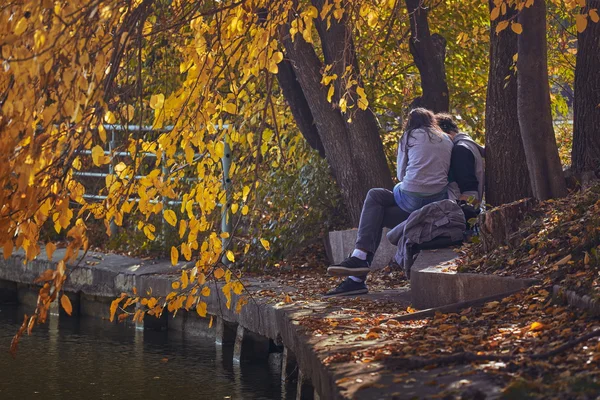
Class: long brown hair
400,108,444,151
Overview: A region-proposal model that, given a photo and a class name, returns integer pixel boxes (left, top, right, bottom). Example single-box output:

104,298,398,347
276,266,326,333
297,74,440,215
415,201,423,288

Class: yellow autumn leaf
201,286,211,296
242,185,250,201
272,51,284,64
490,7,500,21
197,273,206,285
121,104,135,121
46,242,57,261
357,97,369,110
241,205,249,215
98,124,107,143
179,220,187,239
171,246,179,266
179,271,187,290
172,281,180,289
590,9,599,23
214,267,225,279
339,97,347,113
149,93,165,109
231,203,239,214
576,14,588,33
109,294,126,322
367,11,378,27
181,242,191,261
233,281,244,295
61,294,73,316
326,85,335,104
14,17,28,35
260,238,270,251
268,62,279,74
196,301,207,317
223,103,237,114
164,210,177,226
91,145,105,167
209,316,214,328
529,321,545,331
495,20,509,34
104,111,117,124
226,250,235,262
511,22,523,34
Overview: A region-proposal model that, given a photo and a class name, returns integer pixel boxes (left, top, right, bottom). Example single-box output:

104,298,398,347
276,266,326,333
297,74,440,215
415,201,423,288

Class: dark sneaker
327,256,371,276
323,278,368,298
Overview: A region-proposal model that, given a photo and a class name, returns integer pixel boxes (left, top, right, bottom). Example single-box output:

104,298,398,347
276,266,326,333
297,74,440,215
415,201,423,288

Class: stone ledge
410,249,537,309
327,229,396,270
0,251,406,399
553,285,600,316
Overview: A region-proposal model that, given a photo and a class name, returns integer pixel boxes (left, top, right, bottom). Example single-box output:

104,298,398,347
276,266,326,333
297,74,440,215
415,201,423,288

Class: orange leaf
60,294,73,316
46,242,57,260
209,316,214,328
366,331,380,340
576,14,588,33
529,321,545,331
196,301,207,317
214,267,225,279
511,22,523,34
181,270,189,289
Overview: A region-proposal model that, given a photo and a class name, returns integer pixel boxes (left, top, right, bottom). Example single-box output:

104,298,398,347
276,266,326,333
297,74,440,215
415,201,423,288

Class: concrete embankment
1,247,538,399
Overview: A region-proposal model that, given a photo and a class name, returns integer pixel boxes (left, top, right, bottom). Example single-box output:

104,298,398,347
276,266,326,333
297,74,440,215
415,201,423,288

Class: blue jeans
393,183,448,213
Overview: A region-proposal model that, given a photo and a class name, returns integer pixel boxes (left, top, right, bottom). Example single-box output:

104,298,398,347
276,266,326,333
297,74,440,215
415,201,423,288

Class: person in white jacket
325,108,453,297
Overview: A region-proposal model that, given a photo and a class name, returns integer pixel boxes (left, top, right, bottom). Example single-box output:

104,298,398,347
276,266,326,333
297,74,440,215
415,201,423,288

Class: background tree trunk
485,1,532,206
276,59,326,157
572,1,600,174
516,0,567,200
405,0,449,112
281,23,392,225
311,0,394,192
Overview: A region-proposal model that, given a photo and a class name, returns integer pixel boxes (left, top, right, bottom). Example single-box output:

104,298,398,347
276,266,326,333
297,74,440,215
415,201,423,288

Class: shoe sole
323,288,368,298
327,266,371,276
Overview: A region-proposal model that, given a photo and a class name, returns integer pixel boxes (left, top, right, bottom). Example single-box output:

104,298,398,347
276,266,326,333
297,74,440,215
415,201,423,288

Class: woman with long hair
325,108,453,297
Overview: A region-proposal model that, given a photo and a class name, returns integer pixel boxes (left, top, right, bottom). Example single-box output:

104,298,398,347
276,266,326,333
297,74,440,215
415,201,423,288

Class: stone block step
410,249,537,309
326,229,396,270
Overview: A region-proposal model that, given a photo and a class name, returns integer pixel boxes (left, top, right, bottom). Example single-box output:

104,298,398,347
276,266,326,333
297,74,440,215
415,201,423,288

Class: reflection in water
0,305,292,400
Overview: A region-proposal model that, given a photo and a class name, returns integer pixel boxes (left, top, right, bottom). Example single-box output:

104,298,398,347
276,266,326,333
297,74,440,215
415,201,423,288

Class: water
0,305,291,400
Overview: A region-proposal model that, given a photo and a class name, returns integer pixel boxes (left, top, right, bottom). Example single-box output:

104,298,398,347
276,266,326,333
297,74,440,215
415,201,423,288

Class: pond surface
0,305,292,400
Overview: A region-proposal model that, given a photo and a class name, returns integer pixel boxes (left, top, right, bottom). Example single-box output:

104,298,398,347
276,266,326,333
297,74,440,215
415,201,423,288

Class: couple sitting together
325,108,485,297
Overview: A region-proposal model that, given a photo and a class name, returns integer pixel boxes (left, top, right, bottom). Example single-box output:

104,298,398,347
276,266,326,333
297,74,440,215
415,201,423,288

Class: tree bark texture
485,1,532,206
405,0,449,113
572,0,600,174
275,59,326,157
516,0,567,200
281,25,390,224
311,0,394,193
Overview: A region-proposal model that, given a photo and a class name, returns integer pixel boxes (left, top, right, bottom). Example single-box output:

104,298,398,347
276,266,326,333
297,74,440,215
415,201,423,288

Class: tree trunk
516,0,567,200
572,0,600,174
281,24,389,224
405,0,449,112
276,59,326,157
311,0,394,193
485,1,532,206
